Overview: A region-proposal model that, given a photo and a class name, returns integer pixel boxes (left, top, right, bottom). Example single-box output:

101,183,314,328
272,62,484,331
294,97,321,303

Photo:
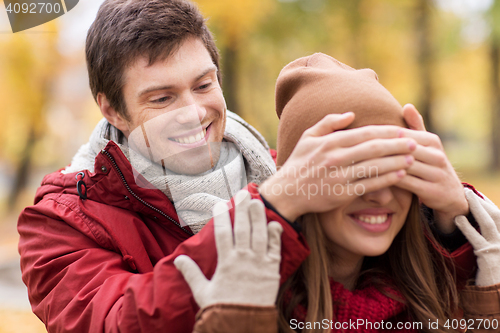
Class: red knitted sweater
291,279,417,333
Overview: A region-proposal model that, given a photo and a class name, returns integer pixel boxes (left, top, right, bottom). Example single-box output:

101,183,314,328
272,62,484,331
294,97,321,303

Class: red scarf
290,279,417,332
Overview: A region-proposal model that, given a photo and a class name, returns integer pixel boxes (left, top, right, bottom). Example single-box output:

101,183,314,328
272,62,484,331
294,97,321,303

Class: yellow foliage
0,309,46,333
0,21,59,163
193,0,276,47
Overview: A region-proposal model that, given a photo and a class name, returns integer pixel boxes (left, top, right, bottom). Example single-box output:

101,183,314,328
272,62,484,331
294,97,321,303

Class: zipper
101,149,194,237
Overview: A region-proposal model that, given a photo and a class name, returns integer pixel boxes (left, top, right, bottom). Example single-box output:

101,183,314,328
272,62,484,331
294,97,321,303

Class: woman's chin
356,243,392,258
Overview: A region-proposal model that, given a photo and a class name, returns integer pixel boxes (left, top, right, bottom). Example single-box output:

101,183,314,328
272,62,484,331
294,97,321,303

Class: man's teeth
171,129,207,144
356,214,388,224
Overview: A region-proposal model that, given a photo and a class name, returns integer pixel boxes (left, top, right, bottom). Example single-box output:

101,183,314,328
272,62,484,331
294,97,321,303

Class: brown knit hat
276,53,407,167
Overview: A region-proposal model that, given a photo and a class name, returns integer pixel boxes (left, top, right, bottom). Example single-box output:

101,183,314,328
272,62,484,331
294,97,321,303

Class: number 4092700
5,2,62,14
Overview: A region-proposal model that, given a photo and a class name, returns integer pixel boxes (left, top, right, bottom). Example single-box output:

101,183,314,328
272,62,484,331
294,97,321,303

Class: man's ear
97,93,129,135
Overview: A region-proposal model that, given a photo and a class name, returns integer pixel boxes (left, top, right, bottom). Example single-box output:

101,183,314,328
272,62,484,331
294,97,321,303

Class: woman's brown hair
277,196,459,333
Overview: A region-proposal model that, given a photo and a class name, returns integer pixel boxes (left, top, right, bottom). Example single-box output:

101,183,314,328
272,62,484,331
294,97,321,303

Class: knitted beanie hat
275,53,407,167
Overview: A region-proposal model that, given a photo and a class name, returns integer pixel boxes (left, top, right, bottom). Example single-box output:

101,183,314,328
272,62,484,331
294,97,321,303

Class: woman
175,53,500,333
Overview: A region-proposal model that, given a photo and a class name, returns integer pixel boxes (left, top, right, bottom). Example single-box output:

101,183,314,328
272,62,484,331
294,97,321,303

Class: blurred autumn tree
488,0,500,171
0,22,59,209
200,0,425,146
194,0,490,160
0,0,497,213
414,0,436,133
194,0,276,114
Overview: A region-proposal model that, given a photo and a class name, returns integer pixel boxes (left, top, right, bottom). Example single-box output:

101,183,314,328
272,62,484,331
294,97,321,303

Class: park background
1,0,500,331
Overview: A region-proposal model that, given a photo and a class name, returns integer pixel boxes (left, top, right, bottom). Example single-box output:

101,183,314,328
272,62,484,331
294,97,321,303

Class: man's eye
153,96,170,103
198,82,211,90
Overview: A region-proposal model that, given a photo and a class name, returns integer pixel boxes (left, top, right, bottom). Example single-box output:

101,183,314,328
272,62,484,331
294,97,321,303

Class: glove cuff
194,304,278,333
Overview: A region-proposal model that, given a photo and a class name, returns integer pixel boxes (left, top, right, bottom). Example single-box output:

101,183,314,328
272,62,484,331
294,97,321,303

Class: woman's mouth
355,214,388,224
349,213,393,232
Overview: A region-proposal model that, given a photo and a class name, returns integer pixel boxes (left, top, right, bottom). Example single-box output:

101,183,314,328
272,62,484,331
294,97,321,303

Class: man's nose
361,187,394,206
175,96,207,125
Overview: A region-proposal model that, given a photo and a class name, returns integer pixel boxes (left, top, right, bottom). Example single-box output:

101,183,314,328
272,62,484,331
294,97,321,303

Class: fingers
405,160,442,183
302,108,436,153
302,112,355,137
454,215,489,250
233,190,252,249
471,190,500,222
480,200,500,224
323,125,406,148
338,137,416,165
249,200,268,255
327,124,441,150
267,221,283,261
403,104,426,131
213,201,233,255
395,174,431,196
174,255,209,298
465,190,500,243
352,170,406,194
399,130,443,149
411,144,447,166
347,155,413,182
216,190,283,257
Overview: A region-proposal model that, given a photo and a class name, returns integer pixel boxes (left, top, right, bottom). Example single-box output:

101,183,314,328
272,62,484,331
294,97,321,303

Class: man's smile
168,123,211,147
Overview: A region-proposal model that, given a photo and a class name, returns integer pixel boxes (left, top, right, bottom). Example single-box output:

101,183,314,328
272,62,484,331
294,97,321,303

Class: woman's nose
361,187,394,206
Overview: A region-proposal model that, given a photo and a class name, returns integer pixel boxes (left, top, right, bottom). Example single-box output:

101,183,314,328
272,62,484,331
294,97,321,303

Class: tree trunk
221,44,240,115
490,34,500,170
415,0,435,133
8,126,36,211
346,0,363,68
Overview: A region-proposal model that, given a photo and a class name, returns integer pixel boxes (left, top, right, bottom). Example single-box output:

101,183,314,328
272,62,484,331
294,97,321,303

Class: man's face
117,37,226,174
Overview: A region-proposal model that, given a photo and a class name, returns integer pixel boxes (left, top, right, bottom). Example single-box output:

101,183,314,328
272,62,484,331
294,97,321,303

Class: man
18,0,476,332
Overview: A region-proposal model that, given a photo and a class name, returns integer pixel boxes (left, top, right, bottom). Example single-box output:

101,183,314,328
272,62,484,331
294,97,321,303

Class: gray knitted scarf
63,111,276,233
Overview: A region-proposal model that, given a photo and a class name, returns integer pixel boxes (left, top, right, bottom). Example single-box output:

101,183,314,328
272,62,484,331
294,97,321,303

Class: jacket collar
37,141,190,235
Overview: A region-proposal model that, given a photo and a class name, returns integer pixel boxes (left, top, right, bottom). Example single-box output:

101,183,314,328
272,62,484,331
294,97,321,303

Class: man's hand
259,112,416,222
396,104,469,233
174,190,282,309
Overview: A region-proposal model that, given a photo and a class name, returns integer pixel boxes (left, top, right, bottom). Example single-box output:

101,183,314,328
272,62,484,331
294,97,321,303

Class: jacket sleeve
460,283,500,332
18,185,309,333
192,305,278,333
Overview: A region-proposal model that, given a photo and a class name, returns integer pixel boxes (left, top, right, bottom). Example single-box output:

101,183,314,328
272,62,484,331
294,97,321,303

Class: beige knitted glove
174,190,283,308
454,188,500,287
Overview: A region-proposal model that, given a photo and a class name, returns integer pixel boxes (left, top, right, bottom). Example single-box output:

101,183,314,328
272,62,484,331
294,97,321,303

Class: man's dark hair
86,0,221,119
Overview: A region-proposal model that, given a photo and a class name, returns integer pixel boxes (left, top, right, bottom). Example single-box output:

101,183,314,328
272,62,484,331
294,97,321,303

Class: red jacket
18,141,476,333
18,141,309,333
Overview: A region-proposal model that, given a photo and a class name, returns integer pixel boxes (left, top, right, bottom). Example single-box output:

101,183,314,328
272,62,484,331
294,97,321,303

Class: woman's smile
349,207,395,232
